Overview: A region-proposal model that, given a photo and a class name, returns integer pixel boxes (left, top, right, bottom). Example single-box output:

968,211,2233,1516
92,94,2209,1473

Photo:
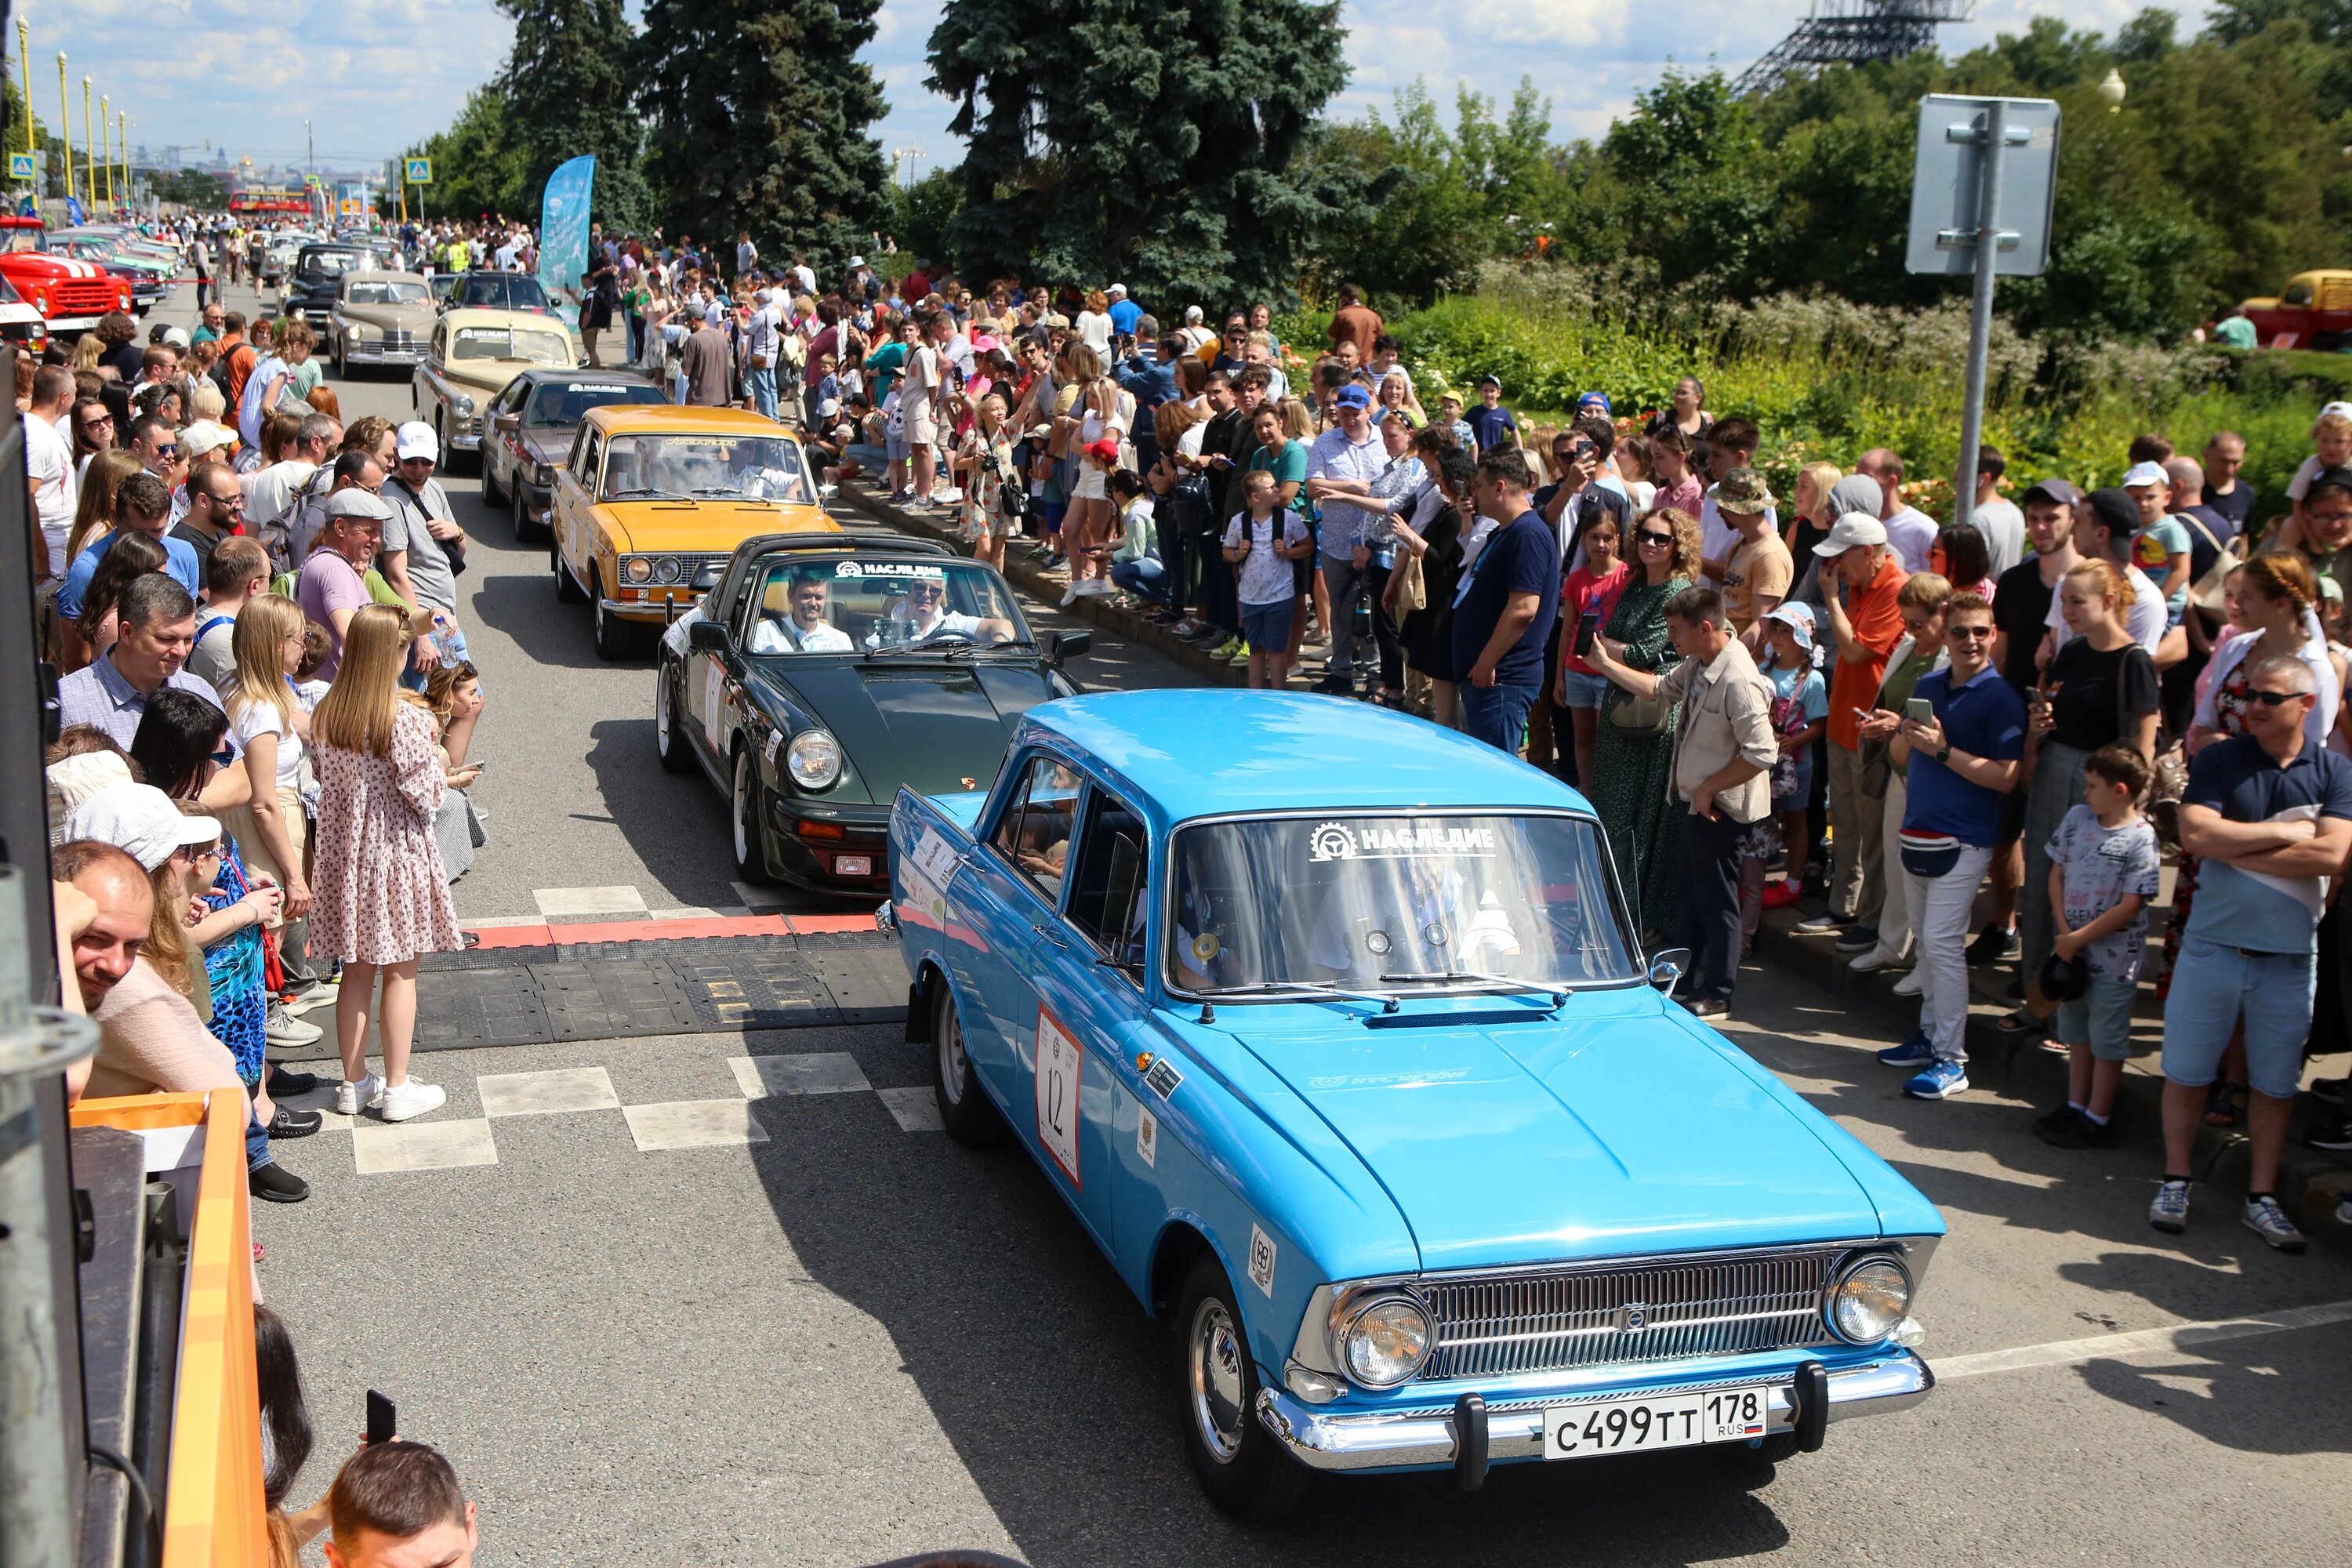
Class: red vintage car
0,214,132,336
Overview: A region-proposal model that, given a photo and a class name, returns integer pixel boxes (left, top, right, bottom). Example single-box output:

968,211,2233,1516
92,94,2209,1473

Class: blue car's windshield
1166,814,1640,996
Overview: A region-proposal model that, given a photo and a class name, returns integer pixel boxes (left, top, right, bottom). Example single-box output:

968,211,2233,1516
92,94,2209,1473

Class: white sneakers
378,1080,447,1123
335,1073,381,1116
333,1072,444,1123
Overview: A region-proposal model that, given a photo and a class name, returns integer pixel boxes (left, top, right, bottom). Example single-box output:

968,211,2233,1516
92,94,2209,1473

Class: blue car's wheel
931,982,1005,1146
1178,1257,1311,1519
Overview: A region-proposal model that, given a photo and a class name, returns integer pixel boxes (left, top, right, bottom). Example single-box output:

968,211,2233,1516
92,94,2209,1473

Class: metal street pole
1952,98,2005,539
15,22,31,164
79,77,89,208
97,94,108,209
53,54,65,205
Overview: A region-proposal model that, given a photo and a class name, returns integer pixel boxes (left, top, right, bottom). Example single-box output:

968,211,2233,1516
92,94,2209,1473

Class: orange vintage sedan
549,405,840,658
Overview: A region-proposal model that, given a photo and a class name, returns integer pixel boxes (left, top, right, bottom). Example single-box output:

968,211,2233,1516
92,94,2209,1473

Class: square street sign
1905,94,2060,278
8,152,34,181
405,157,433,185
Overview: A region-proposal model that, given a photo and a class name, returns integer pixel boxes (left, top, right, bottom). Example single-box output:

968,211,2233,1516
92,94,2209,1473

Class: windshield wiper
1380,970,1570,1009
1205,981,1400,1014
940,639,1037,657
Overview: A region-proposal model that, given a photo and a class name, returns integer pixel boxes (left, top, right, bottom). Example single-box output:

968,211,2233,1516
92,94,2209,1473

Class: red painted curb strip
459,911,877,949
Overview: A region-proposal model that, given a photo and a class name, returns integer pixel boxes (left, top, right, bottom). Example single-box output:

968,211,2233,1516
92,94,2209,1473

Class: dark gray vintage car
477,367,667,541
328,270,435,375
655,531,1090,895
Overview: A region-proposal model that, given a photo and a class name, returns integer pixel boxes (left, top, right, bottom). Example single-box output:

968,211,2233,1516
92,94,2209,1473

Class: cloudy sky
17,0,2178,184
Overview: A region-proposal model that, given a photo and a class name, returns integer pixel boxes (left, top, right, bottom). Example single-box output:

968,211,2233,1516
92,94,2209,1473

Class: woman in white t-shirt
220,593,314,920
1073,289,1115,354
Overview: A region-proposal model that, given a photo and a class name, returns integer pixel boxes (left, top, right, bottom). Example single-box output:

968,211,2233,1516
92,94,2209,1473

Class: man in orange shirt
1798,514,1909,949
215,311,257,409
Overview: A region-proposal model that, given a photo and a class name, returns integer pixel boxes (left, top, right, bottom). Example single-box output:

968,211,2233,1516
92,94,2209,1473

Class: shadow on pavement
741,1091,1799,1567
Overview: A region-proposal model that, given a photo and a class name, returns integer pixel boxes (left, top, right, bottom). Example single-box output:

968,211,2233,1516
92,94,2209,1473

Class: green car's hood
761,658,1062,805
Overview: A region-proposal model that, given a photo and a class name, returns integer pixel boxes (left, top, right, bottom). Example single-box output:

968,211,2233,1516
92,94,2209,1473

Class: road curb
1755,905,2352,1248
832,478,1250,684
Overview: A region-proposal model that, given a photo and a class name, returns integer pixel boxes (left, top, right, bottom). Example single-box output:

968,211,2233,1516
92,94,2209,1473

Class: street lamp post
15,23,31,168
54,53,67,205
80,76,90,208
119,113,129,210
98,93,109,208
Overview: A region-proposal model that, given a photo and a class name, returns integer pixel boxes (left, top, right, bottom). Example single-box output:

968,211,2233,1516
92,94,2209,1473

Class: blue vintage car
879,690,1942,1517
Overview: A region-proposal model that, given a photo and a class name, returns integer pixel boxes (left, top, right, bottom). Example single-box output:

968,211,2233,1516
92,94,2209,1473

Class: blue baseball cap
1576,390,1613,416
1334,384,1373,410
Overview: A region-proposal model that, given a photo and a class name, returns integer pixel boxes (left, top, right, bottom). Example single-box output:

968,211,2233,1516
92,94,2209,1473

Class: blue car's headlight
1828,1255,1911,1344
1341,1294,1432,1388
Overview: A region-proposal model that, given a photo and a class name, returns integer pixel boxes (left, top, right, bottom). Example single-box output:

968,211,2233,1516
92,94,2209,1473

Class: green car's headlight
786,729,841,791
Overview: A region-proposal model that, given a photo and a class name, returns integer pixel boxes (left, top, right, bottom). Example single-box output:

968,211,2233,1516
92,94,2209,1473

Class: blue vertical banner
64,195,84,227
536,155,596,328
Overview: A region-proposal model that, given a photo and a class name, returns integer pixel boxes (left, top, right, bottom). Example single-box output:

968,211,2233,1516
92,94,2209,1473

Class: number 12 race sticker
1034,1006,1083,1187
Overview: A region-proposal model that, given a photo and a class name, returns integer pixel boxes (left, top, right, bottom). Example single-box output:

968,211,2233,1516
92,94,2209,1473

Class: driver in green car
750,569,854,654
869,573,1016,648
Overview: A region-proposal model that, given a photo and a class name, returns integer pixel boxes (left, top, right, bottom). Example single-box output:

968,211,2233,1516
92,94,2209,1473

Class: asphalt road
180,283,2352,1566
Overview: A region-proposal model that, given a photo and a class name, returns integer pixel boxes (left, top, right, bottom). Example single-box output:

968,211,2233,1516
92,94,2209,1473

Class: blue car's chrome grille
1417,1248,1842,1379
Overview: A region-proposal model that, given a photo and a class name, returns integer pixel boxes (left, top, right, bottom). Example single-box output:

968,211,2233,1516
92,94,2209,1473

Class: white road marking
350,1118,500,1174
876,1087,945,1132
729,880,789,913
622,1099,770,1151
729,1052,873,1098
477,1066,622,1117
1936,1298,2352,1381
532,884,649,917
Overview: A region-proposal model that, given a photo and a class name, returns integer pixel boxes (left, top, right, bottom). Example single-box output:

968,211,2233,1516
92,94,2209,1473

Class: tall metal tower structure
1733,2,1977,98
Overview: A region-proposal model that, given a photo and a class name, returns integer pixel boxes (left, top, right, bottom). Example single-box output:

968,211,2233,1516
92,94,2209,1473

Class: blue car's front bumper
1255,1351,1933,1472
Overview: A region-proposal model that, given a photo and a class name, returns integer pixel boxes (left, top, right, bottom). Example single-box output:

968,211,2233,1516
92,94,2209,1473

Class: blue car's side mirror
1648,948,1691,993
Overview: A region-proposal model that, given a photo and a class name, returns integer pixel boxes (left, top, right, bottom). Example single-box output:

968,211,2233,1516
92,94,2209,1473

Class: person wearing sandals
2005,561,2160,1039
2151,655,2352,1251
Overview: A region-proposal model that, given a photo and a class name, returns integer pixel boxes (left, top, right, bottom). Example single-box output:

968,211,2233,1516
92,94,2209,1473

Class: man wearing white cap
55,808,310,1203
1801,513,1909,953
381,423,469,678
300,489,436,681
1107,283,1142,340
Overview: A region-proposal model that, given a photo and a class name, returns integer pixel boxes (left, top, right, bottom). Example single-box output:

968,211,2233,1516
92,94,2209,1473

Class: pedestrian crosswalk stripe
729,1052,871,1097
876,1087,944,1132
350,1118,499,1174
532,884,649,917
477,1066,622,1117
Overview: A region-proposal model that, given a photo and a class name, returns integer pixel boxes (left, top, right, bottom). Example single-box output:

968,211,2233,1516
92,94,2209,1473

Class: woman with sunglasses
129,691,318,1194
1588,506,1702,942
71,398,118,476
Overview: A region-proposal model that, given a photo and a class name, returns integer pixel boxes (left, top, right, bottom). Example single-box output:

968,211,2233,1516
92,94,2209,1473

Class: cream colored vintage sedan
411,307,584,466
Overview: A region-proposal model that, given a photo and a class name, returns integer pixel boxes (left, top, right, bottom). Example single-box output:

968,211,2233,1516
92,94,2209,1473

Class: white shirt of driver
896,605,980,642
750,614,853,654
2044,560,2167,657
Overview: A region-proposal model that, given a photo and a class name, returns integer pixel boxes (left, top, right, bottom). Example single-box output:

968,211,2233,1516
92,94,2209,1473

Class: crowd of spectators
33,285,490,1206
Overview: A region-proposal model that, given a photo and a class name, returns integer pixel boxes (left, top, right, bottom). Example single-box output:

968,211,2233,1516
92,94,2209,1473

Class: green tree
404,89,528,220
497,0,650,230
637,0,889,267
154,168,230,208
888,167,965,268
927,0,1363,305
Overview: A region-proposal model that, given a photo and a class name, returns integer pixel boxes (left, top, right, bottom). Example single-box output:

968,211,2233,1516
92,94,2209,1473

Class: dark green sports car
655,530,1090,895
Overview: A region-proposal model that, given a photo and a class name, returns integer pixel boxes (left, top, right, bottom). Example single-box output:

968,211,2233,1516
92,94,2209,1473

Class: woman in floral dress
1590,507,1700,942
310,604,463,1125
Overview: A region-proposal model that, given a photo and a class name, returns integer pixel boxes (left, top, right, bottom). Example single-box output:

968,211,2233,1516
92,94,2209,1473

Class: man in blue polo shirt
1453,445,1560,753
56,473,201,622
1871,591,2026,1101
2153,655,2352,1252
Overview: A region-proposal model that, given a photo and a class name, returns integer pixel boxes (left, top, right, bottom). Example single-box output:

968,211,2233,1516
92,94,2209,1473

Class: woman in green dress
1590,506,1700,942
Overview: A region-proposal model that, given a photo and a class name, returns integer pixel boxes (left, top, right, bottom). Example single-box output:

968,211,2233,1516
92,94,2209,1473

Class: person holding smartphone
1866,590,2027,1101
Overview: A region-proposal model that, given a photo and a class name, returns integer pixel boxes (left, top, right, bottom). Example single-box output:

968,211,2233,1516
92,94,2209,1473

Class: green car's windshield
601,433,813,503
1166,814,1639,996
741,557,1026,655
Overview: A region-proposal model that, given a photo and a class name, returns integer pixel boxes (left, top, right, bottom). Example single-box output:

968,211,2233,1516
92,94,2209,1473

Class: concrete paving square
349,1117,500,1174
477,1065,623,1118
622,1099,771,1151
875,1086,945,1132
728,1051,873,1098
532,884,649,917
